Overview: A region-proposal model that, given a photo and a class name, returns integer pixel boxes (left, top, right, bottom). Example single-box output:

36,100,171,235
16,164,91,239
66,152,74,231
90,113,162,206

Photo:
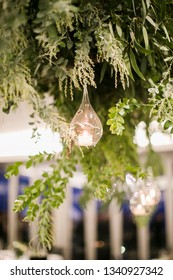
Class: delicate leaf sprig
5,148,77,251
95,23,129,89
73,39,96,88
148,75,173,132
107,98,139,135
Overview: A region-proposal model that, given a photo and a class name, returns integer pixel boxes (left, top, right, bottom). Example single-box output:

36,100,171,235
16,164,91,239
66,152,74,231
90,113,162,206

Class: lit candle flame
78,130,93,146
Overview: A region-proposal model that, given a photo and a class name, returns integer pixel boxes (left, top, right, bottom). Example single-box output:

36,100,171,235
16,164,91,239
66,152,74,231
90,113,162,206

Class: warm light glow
78,130,93,146
146,184,161,206
140,192,146,206
132,204,147,216
94,240,105,248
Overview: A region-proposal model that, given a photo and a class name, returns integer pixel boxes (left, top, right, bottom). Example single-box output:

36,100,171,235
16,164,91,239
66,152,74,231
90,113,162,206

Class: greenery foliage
1,0,173,249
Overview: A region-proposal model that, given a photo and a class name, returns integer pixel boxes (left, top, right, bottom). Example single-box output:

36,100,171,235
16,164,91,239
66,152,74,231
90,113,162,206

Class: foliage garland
1,0,173,250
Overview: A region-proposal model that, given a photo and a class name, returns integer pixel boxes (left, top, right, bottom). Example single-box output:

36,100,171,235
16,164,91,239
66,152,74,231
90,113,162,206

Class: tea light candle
131,204,147,216
78,131,93,146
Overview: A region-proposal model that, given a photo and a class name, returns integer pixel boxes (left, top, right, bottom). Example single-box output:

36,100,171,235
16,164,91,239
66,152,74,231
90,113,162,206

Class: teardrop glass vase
69,87,103,147
129,179,154,216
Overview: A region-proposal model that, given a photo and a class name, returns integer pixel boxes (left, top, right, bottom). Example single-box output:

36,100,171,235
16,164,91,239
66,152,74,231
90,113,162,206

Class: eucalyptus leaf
129,48,146,80
146,15,158,30
142,26,149,50
100,62,108,83
134,39,153,55
141,0,147,22
162,24,170,42
116,20,123,37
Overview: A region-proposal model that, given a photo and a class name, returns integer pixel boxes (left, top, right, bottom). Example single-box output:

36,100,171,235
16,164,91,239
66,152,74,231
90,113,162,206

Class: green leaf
5,162,23,178
141,0,147,22
164,120,172,130
134,39,153,55
31,188,38,194
162,24,170,42
124,53,135,82
47,25,57,38
42,172,49,178
108,107,116,113
146,0,151,9
37,11,45,19
59,41,66,48
26,160,32,169
100,62,108,83
129,49,146,80
142,26,149,50
106,119,113,125
108,22,114,38
34,27,43,34
146,15,158,30
116,20,123,37
119,108,126,116
67,40,73,49
164,57,173,62
108,112,116,119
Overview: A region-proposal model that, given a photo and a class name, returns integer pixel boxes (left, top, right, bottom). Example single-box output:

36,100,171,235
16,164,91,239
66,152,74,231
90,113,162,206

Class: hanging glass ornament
129,179,154,216
69,86,103,147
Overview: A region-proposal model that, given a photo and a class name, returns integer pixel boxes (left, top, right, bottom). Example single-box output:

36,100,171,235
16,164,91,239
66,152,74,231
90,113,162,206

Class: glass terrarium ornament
69,86,103,147
129,179,154,217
